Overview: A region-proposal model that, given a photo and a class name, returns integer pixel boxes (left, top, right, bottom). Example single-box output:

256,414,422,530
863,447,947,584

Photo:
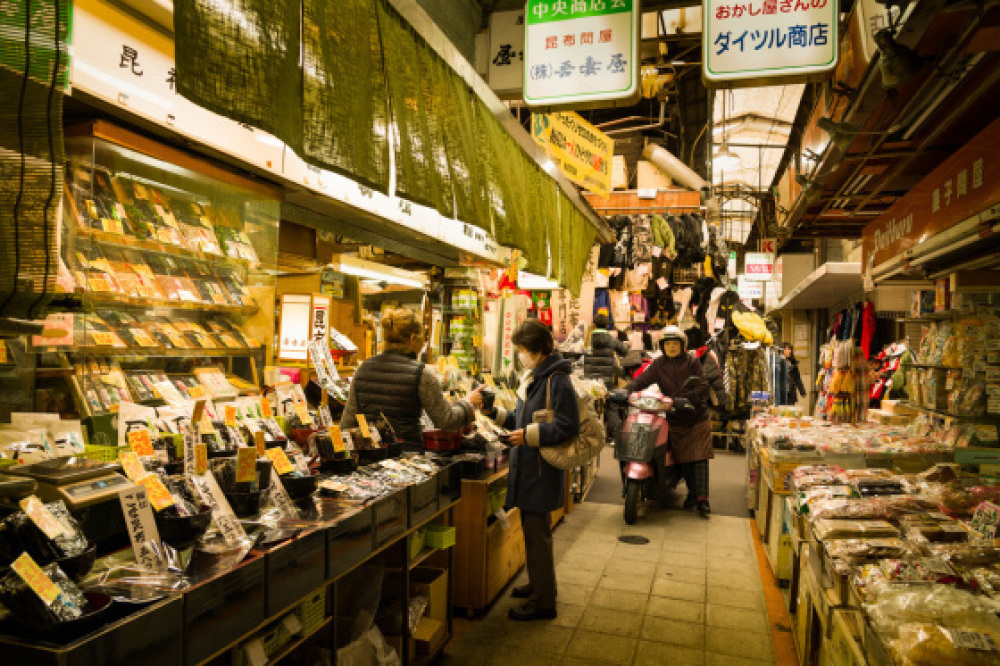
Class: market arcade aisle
442,503,785,666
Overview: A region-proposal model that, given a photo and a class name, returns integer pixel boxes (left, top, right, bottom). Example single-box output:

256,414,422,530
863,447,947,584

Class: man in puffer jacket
583,314,629,388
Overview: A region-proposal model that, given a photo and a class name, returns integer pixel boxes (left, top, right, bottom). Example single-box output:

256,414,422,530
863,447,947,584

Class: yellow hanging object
704,256,714,279
732,310,773,344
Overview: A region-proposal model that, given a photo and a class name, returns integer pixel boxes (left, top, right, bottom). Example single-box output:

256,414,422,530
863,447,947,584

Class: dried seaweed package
90,168,135,237
0,560,89,624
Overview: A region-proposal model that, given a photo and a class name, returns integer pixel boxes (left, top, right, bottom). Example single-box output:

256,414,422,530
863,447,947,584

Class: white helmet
659,325,687,349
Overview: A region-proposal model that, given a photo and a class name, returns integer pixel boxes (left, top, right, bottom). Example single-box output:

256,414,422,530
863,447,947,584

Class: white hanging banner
744,252,774,281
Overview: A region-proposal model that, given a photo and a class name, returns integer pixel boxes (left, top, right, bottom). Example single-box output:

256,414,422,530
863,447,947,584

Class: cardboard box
867,409,913,426
412,617,446,656
636,160,671,190
880,399,917,416
410,567,448,624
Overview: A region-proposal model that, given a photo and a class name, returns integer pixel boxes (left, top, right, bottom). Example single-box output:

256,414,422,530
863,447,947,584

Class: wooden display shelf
265,616,332,665
31,345,263,358
78,291,259,316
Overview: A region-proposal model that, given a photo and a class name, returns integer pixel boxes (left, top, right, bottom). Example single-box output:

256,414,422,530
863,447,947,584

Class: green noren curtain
377,1,453,217
565,208,596,298
174,0,303,155
436,60,488,231
302,0,390,192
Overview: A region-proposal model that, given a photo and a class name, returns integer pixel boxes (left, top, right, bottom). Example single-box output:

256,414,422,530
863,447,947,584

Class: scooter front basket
615,421,659,462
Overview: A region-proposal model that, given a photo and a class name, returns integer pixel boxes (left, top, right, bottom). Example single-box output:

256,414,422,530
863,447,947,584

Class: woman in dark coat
483,319,579,621
781,342,807,406
629,326,714,516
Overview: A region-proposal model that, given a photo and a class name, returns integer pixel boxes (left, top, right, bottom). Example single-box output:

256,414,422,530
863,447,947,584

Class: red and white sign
737,275,764,299
744,252,774,281
760,238,777,254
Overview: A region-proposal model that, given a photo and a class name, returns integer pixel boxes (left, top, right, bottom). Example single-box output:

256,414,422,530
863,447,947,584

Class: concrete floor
441,502,779,666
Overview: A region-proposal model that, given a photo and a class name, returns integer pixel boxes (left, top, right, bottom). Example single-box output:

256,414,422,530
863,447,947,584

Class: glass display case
3,121,280,435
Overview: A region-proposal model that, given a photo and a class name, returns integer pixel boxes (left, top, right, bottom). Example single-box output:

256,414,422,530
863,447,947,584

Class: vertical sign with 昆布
703,0,838,84
524,0,640,107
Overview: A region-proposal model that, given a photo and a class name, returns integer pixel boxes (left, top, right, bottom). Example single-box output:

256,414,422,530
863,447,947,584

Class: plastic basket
84,444,125,462
424,525,456,549
236,622,291,666
615,424,658,462
0,458,17,471
408,528,426,561
295,589,326,636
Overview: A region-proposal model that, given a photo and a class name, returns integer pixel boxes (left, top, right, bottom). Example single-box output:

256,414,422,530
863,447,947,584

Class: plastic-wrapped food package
826,538,911,574
813,518,900,540
867,585,1000,638
847,468,896,480
906,520,971,545
878,558,963,585
895,623,1000,666
930,542,1000,568
0,562,89,624
797,486,853,514
0,501,89,566
918,464,962,484
791,465,848,491
852,478,907,497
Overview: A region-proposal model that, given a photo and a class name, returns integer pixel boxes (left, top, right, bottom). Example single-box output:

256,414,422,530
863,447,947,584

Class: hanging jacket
861,301,877,359
694,346,728,408
650,214,676,258
632,216,654,263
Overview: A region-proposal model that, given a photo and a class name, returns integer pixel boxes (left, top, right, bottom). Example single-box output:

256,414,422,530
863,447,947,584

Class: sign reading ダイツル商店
703,0,839,84
524,0,640,107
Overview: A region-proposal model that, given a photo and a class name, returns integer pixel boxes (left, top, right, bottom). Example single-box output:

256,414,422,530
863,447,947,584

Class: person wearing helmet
628,325,714,516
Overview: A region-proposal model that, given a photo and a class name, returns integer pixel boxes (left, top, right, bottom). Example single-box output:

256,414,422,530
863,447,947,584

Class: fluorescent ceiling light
518,271,561,290
331,254,427,289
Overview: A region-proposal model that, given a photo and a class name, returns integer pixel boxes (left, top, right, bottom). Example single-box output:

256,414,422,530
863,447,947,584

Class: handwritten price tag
266,448,294,475
11,552,61,605
119,451,147,481
127,428,155,457
235,448,258,483
20,496,69,540
139,476,177,511
254,430,267,456
225,405,237,427
356,414,372,439
293,403,313,427
194,443,209,475
261,396,271,417
330,425,346,453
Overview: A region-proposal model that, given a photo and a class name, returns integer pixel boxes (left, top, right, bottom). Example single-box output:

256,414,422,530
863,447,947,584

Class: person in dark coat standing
629,326,714,516
482,319,579,621
780,342,807,406
583,313,629,387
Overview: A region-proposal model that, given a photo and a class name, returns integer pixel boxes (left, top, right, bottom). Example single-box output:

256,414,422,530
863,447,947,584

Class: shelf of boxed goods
76,291,259,317
71,224,254,272
32,345,264,358
901,401,1000,422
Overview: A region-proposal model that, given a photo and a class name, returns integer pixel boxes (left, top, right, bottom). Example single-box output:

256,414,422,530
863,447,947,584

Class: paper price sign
356,414,372,439
225,405,237,427
293,403,313,426
119,451,147,482
188,385,207,399
330,425,346,453
266,448,294,475
20,496,69,540
267,473,300,519
127,428,156,457
119,487,164,571
190,472,247,545
261,396,272,417
11,552,61,606
194,443,209,475
254,430,267,456
139,475,177,511
235,448,258,483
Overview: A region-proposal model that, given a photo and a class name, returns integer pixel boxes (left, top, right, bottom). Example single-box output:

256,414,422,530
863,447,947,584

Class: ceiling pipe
643,143,721,223
604,101,667,136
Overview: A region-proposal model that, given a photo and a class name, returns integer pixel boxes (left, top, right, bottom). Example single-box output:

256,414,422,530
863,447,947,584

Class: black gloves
673,397,696,412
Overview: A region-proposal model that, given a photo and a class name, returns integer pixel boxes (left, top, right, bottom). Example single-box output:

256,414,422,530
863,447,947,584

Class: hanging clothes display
815,340,869,423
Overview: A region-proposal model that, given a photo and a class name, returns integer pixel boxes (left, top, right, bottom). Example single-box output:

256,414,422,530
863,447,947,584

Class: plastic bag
868,586,1000,639
336,625,401,666
813,518,899,540
895,623,1000,666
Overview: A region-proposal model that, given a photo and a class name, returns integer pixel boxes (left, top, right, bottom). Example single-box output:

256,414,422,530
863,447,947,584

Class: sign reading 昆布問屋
524,0,640,107
703,0,838,84
532,111,614,197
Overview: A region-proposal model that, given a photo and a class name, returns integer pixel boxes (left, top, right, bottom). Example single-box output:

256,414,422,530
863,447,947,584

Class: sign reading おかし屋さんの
524,0,640,107
703,0,838,84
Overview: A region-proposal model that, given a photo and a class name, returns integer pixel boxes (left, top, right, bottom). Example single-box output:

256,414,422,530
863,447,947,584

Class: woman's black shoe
698,500,711,517
509,603,557,621
511,584,533,599
683,496,698,509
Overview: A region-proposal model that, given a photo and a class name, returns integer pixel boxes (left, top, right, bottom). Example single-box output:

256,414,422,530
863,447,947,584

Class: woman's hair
382,309,423,347
783,342,795,358
512,318,554,355
685,326,705,350
592,313,610,329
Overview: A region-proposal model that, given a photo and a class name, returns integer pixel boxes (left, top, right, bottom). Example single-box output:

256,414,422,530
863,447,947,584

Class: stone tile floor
441,502,780,665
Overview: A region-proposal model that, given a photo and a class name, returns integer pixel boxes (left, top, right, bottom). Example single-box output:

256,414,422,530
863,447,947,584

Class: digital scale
5,456,133,510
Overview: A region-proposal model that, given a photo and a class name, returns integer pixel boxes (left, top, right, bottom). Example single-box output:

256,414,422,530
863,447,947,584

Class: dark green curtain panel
566,208,596,298
303,0,391,193
475,99,513,246
436,62,488,231
522,164,550,277
377,1,453,217
174,0,303,154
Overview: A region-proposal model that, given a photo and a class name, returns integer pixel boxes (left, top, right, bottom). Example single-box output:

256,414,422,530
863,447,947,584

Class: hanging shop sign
531,111,614,197
857,0,901,63
862,115,1000,272
524,0,641,107
489,10,525,97
760,238,777,254
744,252,774,281
702,0,839,85
737,275,764,300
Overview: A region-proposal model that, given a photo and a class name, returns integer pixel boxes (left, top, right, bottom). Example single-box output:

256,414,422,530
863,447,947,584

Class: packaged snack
867,585,1000,638
825,538,910,567
931,543,1000,568
813,518,900,540
895,623,1000,666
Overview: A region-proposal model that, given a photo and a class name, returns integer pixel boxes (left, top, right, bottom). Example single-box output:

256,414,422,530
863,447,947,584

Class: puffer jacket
583,330,628,385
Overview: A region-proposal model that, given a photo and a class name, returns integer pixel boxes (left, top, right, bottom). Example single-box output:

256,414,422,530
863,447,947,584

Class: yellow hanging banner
531,111,614,198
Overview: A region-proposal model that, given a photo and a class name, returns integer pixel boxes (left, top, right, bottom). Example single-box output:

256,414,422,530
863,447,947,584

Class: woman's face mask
518,349,539,371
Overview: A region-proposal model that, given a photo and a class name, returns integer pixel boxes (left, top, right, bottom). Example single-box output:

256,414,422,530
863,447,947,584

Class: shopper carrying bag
480,319,579,621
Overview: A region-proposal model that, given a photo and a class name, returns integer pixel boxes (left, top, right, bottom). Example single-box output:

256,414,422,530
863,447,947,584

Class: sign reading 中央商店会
524,0,639,107
703,0,839,84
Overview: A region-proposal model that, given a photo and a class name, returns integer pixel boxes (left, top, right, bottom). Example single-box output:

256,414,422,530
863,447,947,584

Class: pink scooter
616,387,675,525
